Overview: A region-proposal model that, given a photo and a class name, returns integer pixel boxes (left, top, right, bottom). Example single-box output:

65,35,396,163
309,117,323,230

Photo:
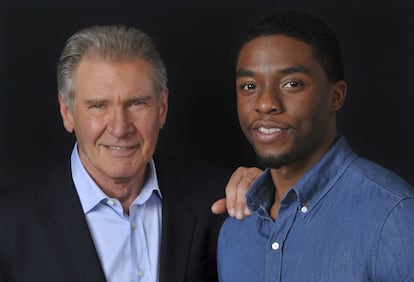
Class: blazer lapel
155,155,197,282
38,162,106,282
159,193,196,282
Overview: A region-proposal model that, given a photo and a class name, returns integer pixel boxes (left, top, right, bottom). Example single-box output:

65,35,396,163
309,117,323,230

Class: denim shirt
218,137,414,282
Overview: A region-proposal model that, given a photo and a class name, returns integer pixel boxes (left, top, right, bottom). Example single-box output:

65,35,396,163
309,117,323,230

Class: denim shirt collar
246,136,358,217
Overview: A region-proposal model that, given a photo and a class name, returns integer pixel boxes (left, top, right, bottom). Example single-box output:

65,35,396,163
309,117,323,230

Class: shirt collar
246,136,358,216
70,143,162,214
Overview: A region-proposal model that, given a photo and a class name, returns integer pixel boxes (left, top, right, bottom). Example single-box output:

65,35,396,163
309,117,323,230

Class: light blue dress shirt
218,137,414,282
71,145,162,282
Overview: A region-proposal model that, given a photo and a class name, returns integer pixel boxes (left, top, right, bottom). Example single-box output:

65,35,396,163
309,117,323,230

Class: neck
269,134,339,219
98,176,145,214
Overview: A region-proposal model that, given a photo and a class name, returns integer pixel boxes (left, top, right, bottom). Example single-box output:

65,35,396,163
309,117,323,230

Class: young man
218,11,414,281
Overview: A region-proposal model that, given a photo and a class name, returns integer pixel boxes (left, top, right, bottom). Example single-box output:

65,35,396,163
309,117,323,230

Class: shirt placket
130,206,152,282
264,202,299,282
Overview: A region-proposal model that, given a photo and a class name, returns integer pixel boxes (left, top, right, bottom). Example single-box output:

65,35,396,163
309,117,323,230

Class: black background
1,0,413,185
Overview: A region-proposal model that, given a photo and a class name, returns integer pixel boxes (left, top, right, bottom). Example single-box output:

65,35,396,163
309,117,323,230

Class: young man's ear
58,93,75,133
330,80,347,112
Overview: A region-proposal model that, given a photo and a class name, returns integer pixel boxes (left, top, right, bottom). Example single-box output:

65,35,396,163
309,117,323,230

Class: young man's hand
211,167,262,220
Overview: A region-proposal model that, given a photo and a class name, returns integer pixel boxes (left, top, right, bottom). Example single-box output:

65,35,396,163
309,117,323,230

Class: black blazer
0,153,229,282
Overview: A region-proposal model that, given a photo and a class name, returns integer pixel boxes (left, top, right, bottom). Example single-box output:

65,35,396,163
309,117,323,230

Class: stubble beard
253,137,295,169
256,153,291,169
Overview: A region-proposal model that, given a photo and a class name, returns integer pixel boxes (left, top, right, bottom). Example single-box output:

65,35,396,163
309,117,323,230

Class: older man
0,25,256,282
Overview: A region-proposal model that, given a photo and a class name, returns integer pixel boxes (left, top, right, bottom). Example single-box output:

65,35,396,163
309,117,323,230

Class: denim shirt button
271,242,280,250
300,206,308,213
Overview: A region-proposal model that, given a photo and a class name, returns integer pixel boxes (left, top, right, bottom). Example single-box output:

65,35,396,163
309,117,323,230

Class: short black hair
240,11,344,83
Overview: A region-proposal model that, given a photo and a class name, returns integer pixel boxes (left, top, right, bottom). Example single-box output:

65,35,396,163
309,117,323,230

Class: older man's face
59,58,168,187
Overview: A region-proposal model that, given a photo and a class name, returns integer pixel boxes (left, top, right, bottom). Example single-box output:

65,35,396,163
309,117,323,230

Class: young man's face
59,58,168,185
236,35,345,170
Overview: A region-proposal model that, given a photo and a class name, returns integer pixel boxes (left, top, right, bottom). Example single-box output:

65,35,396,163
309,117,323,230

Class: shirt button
107,199,114,206
301,206,308,213
131,222,136,229
271,242,280,250
138,270,144,277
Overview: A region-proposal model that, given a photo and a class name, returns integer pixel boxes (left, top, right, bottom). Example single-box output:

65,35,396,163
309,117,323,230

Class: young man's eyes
239,80,304,92
240,83,257,91
282,80,304,89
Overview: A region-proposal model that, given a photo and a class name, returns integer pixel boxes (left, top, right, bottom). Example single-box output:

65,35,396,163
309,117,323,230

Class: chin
256,153,291,169
102,166,135,180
